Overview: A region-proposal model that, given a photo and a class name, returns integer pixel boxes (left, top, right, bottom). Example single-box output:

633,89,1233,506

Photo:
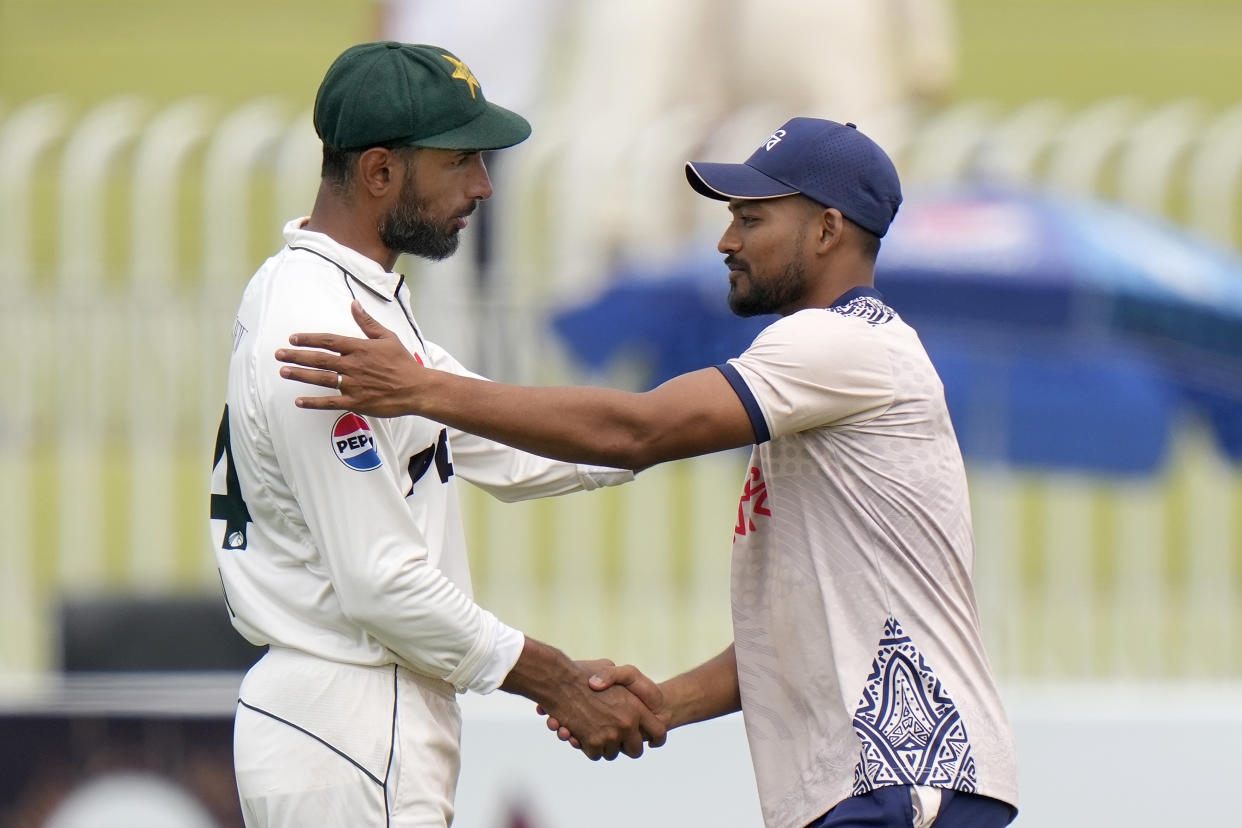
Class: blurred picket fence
1,94,1240,681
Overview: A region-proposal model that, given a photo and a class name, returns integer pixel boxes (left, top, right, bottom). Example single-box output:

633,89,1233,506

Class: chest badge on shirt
332,412,382,471
734,465,771,539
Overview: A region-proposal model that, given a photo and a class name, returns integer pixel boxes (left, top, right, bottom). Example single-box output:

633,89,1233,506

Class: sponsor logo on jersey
332,412,382,471
734,465,771,539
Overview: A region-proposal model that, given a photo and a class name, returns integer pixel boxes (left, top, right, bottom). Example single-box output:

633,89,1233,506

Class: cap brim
685,161,799,201
410,102,531,152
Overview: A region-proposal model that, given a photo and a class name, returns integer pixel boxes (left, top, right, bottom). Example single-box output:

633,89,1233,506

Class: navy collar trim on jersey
831,286,883,308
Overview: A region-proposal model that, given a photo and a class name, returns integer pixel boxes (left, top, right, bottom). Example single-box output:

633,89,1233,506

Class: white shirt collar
281,217,403,301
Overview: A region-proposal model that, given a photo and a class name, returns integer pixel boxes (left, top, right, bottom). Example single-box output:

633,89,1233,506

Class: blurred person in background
276,116,1017,828
535,0,958,283
378,1,958,339
554,0,957,154
717,0,958,148
210,41,664,827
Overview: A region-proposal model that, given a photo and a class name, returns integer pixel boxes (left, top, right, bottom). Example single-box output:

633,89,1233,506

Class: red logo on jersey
734,465,771,539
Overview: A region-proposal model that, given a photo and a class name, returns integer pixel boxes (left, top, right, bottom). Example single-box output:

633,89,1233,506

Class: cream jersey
717,288,1018,828
210,219,632,698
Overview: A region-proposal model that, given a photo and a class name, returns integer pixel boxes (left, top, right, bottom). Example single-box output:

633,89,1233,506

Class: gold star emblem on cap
441,54,480,99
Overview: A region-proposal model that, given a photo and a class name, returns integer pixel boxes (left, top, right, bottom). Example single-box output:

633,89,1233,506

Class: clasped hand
536,660,669,761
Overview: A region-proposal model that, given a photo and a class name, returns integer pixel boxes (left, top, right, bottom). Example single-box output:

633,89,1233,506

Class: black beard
727,257,808,317
378,202,460,261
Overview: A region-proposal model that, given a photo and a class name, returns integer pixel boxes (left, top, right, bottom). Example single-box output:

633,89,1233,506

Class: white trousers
234,648,462,827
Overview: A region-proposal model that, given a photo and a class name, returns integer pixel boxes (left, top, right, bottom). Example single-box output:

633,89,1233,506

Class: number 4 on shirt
211,406,253,551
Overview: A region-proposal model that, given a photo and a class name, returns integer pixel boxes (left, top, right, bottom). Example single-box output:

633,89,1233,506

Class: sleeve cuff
576,466,636,489
445,615,525,694
715,363,770,443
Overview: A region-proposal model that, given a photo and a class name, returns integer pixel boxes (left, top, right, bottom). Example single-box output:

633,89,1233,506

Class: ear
356,147,402,198
812,206,847,254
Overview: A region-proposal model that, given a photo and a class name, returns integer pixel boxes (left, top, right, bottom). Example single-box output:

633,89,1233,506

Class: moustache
724,256,749,273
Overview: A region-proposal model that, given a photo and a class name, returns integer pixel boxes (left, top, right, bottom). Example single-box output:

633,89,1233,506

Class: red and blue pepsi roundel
332,413,382,471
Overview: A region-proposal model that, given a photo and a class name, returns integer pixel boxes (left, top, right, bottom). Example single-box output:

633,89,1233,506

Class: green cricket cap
313,41,531,152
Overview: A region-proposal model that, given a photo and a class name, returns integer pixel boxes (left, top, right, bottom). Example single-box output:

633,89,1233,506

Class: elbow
611,399,673,471
621,445,659,474
572,391,663,471
336,578,391,631
606,413,673,471
596,430,661,473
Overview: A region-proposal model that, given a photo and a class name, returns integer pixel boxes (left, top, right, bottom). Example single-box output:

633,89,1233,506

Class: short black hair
321,144,361,190
856,225,881,262
797,196,882,261
320,144,422,192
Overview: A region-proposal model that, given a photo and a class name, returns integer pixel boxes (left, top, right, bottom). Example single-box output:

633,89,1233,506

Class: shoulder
745,305,894,360
233,253,374,397
267,246,356,303
241,248,360,335
726,307,901,437
732,305,902,401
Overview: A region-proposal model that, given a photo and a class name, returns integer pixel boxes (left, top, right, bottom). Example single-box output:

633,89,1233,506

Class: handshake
500,639,743,762
501,641,671,762
535,659,669,762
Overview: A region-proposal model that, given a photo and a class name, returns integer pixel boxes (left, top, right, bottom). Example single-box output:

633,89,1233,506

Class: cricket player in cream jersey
210,42,665,827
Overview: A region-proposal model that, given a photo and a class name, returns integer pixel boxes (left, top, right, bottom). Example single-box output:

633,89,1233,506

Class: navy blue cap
686,117,903,237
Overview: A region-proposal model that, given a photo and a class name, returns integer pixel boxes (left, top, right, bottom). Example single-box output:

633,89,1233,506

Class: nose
718,224,740,254
468,154,493,201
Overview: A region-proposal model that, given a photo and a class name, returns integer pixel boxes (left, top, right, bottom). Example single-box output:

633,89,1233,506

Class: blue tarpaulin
551,188,1242,474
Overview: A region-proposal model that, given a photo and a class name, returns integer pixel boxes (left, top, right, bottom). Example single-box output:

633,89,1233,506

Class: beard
726,256,809,317
378,170,467,261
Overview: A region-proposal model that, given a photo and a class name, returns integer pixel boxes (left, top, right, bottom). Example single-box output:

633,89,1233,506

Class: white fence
1,95,1240,680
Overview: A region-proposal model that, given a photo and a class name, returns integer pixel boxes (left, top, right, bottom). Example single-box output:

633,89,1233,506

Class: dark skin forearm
500,636,667,760
411,368,741,472
543,644,741,750
406,368,655,468
276,301,755,471
659,643,742,729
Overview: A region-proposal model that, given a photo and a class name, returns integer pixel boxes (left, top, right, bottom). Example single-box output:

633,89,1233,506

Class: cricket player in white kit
278,118,1019,828
211,42,666,827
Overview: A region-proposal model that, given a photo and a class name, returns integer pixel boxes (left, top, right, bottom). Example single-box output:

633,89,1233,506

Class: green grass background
3,0,1242,110
954,0,1242,107
0,0,377,107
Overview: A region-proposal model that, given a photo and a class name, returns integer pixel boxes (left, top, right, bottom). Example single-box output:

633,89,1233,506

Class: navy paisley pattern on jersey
851,617,977,795
831,295,894,325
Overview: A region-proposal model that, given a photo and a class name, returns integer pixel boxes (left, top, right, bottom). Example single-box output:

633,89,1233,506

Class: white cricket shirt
718,288,1018,828
210,219,631,698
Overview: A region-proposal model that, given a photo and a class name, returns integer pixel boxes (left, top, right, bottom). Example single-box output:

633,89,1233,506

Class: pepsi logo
332,413,382,471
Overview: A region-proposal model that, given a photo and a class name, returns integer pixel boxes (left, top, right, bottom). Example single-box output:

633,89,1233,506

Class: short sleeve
720,309,895,440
